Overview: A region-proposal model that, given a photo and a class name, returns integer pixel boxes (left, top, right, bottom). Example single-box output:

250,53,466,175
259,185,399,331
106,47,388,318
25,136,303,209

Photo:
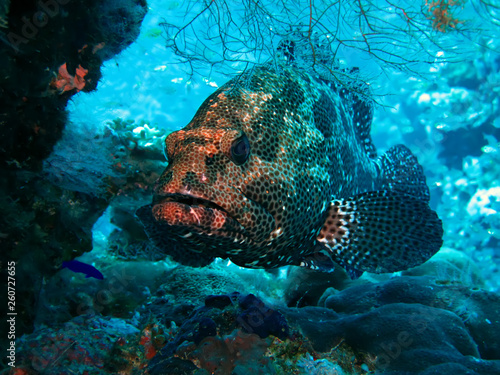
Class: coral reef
425,0,466,33
281,271,500,374
151,266,248,305
12,315,141,374
33,260,167,328
9,258,500,374
43,117,167,197
0,109,168,359
372,39,500,292
0,0,149,361
0,0,147,171
145,292,296,374
2,1,500,374
0,172,109,349
321,276,500,360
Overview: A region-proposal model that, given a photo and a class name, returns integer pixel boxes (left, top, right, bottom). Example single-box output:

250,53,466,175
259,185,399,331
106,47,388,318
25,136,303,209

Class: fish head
153,120,274,242
140,67,333,266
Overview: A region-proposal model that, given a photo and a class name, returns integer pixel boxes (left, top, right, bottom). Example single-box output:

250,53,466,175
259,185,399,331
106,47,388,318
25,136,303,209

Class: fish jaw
140,190,276,260
151,194,244,234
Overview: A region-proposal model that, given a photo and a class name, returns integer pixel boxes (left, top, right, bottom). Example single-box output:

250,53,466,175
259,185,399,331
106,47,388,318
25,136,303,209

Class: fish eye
230,133,250,165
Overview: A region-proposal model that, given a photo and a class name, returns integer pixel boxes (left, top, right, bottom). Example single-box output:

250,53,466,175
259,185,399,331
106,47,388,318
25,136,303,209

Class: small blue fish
62,259,104,280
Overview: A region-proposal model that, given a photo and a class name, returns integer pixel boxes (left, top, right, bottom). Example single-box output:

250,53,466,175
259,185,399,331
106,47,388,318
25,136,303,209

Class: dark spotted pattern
317,190,442,276
313,91,336,139
137,63,443,275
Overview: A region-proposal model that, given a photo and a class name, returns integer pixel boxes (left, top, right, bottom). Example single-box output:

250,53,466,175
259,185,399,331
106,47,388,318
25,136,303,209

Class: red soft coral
51,63,88,93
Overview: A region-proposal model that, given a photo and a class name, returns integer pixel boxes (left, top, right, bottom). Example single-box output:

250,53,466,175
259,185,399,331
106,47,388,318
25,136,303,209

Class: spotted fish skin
137,63,443,276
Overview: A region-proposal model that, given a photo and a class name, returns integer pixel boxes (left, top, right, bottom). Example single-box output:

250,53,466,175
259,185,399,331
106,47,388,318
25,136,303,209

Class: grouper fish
137,63,443,278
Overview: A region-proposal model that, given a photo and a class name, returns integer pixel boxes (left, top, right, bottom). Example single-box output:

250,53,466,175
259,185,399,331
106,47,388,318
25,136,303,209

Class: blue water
64,0,500,290
4,1,500,374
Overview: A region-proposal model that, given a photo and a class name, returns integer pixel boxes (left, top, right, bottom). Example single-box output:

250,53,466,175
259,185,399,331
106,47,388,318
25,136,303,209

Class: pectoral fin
309,190,443,277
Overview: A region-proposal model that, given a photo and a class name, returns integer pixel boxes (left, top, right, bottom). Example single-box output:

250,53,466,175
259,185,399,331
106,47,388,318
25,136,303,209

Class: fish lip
150,190,272,245
153,193,229,215
151,192,248,236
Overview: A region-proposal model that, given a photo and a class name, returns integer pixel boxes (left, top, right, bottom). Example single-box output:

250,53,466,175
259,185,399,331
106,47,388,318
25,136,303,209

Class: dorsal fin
275,33,377,160
351,92,377,159
319,68,377,159
377,144,430,202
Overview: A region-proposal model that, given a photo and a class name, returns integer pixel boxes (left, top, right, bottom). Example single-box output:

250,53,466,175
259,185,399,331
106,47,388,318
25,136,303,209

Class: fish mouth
155,194,228,213
151,193,245,235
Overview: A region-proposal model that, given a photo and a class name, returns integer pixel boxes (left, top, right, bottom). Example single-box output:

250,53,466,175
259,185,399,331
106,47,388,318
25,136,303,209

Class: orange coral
92,42,106,54
139,326,158,360
425,0,465,32
51,63,88,93
11,369,30,375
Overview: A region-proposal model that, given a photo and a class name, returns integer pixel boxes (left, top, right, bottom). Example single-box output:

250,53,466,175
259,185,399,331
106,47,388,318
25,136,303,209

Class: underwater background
1,0,500,374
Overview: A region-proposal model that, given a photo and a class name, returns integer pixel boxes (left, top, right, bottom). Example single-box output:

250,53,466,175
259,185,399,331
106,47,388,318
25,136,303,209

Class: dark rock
283,302,489,373
323,276,445,313
322,275,500,360
0,171,109,353
204,294,233,309
238,306,289,340
438,119,499,170
239,293,263,310
281,307,340,352
341,304,479,369
419,362,480,375
193,317,217,344
137,298,196,328
388,349,500,374
283,265,350,307
146,357,198,375
465,291,500,360
237,294,289,340
0,0,148,357
0,0,147,170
